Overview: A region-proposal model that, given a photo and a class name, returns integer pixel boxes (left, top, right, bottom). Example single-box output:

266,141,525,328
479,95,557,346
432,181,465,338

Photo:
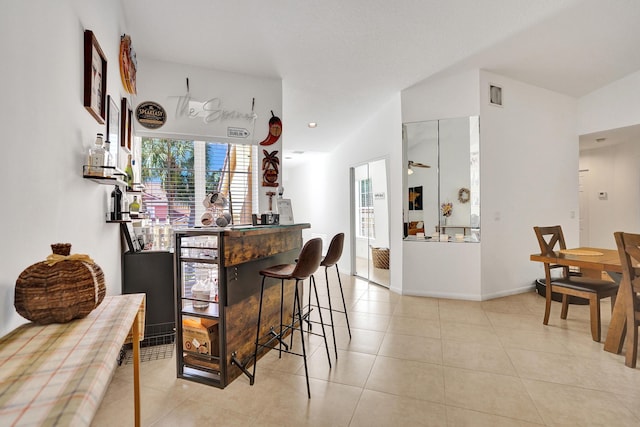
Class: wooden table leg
133,310,141,427
604,273,628,354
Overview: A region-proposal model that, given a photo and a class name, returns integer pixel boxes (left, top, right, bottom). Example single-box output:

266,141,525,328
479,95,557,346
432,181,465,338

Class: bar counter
175,223,310,386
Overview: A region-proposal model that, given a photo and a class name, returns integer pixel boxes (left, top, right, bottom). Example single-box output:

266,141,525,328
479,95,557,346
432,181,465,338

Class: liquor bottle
103,140,113,177
129,195,140,217
125,154,134,190
87,133,105,177
110,185,122,221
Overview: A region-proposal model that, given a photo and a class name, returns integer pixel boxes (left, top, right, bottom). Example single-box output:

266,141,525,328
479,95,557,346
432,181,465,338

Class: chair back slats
290,238,323,280
534,225,570,279
321,233,344,267
614,231,640,367
614,231,640,300
534,225,566,256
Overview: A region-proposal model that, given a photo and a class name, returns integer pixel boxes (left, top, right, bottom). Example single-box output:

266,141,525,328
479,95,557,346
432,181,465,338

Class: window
140,137,256,227
357,178,375,238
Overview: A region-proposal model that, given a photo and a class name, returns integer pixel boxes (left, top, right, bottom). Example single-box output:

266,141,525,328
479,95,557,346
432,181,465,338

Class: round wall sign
135,101,167,129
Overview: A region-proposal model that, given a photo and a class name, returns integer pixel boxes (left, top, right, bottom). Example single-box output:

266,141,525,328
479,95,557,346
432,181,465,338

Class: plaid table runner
0,294,145,426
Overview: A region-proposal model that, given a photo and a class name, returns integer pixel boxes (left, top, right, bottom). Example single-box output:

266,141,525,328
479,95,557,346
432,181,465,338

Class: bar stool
252,238,331,398
303,233,351,358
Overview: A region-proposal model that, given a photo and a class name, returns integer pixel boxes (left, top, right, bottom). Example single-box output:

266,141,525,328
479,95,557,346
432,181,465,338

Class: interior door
351,159,390,287
579,169,589,246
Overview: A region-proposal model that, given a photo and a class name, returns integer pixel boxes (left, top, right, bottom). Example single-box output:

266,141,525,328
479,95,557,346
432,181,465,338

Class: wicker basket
371,247,390,269
14,243,106,324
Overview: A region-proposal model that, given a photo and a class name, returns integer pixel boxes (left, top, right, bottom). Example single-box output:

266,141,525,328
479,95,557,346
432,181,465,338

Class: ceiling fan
408,160,430,175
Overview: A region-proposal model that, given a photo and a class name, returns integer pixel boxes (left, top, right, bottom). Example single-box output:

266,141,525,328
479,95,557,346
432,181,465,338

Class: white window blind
140,137,256,227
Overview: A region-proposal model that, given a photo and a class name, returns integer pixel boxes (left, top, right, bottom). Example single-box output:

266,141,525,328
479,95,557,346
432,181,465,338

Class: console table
0,294,145,426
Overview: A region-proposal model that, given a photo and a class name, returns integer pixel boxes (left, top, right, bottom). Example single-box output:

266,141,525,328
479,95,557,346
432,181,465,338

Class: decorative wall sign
259,111,282,146
83,30,107,124
119,34,137,94
173,92,257,124
228,127,250,138
135,101,167,129
120,97,132,150
262,150,279,187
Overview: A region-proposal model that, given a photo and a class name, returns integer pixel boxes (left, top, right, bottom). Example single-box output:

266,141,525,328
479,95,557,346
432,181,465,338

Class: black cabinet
122,250,175,345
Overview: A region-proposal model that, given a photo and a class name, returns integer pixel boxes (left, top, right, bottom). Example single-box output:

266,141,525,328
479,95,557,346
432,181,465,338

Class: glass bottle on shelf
87,133,105,177
129,195,140,217
103,140,113,177
110,185,122,221
125,154,134,190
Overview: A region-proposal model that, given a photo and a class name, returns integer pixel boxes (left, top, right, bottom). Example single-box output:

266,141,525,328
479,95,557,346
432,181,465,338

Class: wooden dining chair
534,225,619,341
613,231,640,367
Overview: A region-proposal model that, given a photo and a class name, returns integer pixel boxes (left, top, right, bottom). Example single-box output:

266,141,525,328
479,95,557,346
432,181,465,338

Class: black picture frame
121,97,133,151
83,30,107,123
121,222,141,253
409,186,423,211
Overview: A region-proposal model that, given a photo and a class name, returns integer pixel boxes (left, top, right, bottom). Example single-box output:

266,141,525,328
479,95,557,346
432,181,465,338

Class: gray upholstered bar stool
252,237,331,398
303,233,351,358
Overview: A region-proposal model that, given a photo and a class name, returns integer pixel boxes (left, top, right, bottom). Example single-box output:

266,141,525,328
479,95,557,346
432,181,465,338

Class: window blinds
140,138,256,227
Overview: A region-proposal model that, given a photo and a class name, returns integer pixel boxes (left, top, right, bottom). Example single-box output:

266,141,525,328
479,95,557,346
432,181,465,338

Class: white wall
579,141,640,248
479,70,579,298
0,0,128,335
285,95,403,293
578,69,640,136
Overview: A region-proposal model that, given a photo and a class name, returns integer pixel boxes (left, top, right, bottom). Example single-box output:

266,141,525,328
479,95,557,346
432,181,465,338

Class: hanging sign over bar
135,101,167,129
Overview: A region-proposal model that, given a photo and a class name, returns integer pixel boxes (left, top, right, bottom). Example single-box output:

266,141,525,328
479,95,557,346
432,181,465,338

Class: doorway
579,169,590,246
350,159,390,287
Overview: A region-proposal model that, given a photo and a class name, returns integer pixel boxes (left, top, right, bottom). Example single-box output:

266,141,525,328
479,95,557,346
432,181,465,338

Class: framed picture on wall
120,222,141,253
409,186,423,211
83,30,107,123
106,95,120,167
120,97,132,151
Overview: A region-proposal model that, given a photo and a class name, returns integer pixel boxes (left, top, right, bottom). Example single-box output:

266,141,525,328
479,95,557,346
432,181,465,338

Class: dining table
529,247,629,355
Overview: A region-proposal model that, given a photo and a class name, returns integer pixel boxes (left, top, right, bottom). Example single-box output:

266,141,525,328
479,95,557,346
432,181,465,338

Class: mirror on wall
403,116,480,242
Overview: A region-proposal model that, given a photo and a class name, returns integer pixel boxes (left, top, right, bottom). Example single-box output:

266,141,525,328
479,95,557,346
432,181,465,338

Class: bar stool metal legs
302,233,350,359
251,238,326,399
293,274,332,364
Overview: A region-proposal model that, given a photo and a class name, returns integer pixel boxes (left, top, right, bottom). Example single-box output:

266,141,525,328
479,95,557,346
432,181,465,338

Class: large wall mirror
403,116,480,242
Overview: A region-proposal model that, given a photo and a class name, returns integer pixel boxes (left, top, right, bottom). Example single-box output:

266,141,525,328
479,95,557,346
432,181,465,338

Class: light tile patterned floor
93,274,640,426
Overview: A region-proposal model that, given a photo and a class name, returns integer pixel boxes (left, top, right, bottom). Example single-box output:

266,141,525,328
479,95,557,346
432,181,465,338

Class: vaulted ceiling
122,0,640,156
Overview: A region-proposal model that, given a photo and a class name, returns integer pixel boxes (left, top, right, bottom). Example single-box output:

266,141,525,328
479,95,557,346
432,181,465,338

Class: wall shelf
82,165,128,187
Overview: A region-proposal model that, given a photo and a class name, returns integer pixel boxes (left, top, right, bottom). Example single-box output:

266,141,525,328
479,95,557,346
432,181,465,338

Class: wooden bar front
222,223,310,384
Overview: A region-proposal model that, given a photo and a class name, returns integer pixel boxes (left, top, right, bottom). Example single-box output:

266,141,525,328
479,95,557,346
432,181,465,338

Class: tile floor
93,273,640,426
